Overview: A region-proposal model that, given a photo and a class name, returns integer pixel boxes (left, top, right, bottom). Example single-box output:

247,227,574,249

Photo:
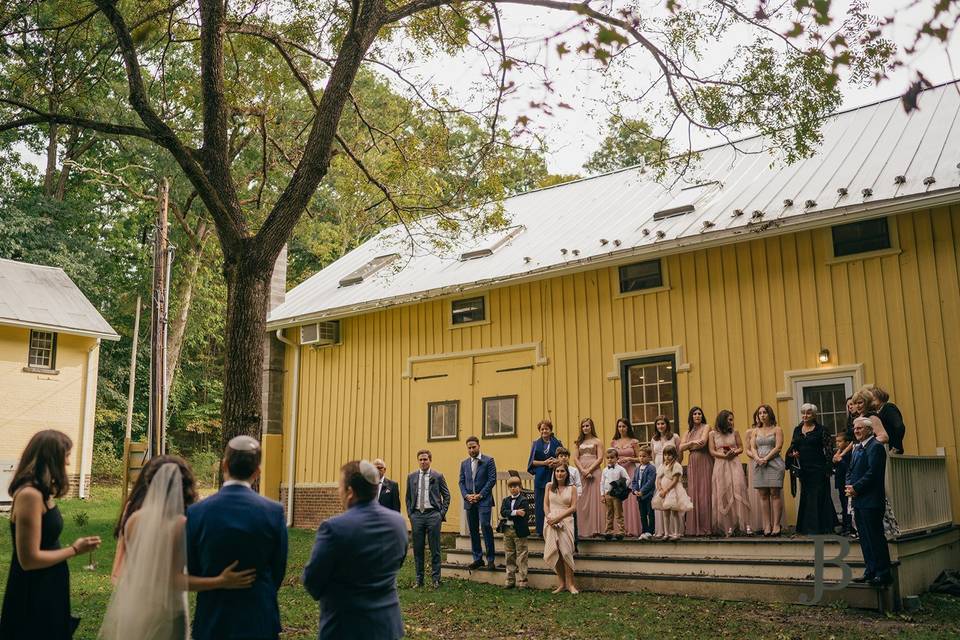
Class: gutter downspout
274,329,300,527
79,340,100,499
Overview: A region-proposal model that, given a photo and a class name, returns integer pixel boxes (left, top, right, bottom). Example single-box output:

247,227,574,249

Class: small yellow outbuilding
0,258,119,501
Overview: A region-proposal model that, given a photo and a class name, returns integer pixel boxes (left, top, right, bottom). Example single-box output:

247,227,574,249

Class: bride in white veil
100,462,190,640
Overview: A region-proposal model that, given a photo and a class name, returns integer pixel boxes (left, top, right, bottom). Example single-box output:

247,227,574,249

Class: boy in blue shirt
631,446,656,540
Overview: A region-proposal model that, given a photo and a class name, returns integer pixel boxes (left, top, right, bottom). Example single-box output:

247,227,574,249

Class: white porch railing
888,454,953,536
459,471,535,535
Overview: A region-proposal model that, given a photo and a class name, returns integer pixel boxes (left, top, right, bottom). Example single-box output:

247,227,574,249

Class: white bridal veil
99,463,190,640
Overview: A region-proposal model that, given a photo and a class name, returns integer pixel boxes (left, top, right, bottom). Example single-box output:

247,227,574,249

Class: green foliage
91,436,123,482
584,117,668,175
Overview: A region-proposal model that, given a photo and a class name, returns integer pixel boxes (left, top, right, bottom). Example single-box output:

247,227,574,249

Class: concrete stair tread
446,548,876,567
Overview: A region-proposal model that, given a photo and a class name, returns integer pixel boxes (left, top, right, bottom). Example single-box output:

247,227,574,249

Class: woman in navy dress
1,430,101,640
527,420,563,536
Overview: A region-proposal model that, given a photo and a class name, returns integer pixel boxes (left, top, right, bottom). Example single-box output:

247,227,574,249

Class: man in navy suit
845,417,892,586
374,458,401,512
303,460,408,640
406,449,450,588
186,436,288,640
459,436,497,570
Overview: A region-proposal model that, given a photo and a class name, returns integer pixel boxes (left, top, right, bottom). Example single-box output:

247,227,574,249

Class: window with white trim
28,330,57,370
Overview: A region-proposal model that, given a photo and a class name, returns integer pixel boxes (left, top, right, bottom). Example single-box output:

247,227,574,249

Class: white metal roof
268,81,960,329
0,258,120,340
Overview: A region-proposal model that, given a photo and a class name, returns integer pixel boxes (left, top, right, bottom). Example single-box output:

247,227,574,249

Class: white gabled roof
0,258,120,340
268,81,960,329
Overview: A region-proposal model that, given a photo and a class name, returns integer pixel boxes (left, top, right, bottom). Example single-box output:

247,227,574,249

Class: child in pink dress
652,445,693,540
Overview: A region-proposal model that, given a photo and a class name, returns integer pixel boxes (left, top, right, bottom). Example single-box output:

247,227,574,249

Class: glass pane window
428,401,459,440
28,330,56,369
831,218,891,257
618,260,663,293
483,396,517,438
625,359,676,441
451,296,485,325
802,384,847,436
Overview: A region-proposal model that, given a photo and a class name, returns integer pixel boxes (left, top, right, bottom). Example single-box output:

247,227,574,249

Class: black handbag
608,478,630,501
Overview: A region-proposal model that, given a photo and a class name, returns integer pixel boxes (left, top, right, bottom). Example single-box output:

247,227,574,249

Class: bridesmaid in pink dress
650,416,681,538
611,418,641,537
710,410,752,536
573,418,604,538
681,407,713,536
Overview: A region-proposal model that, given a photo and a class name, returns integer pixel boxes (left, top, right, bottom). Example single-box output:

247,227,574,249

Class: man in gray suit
406,449,450,588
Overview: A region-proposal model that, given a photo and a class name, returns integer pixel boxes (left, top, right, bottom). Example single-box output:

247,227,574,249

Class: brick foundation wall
279,484,342,529
65,474,91,499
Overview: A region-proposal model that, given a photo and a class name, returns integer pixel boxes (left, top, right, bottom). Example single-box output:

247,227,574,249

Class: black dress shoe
604,534,613,540
852,574,871,583
485,563,497,571
467,559,484,570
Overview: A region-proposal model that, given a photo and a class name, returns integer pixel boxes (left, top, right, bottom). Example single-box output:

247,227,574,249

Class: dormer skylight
459,225,525,261
338,253,399,287
653,181,719,221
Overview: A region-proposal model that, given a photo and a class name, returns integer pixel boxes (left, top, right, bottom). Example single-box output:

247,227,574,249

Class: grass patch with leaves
1,487,957,639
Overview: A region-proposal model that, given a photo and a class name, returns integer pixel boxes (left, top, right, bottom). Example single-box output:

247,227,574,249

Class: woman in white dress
100,456,254,640
650,416,681,539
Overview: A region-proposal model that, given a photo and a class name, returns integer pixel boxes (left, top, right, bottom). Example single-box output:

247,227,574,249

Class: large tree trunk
43,119,59,196
220,244,274,444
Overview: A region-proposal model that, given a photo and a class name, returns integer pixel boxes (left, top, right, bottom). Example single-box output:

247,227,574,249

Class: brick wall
279,483,342,529
64,474,91,499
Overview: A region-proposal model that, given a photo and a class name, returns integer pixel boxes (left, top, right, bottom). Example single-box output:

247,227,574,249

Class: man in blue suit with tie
186,436,288,640
459,436,497,570
303,460,408,640
845,417,892,586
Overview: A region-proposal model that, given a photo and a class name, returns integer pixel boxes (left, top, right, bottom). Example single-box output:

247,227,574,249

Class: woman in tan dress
543,466,578,594
611,418,641,537
573,418,603,538
710,410,751,536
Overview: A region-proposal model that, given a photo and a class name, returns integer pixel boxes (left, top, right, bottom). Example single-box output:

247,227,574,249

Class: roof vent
338,253,400,287
862,188,873,198
783,199,794,207
459,225,525,261
894,175,906,184
837,187,848,197
652,181,719,221
805,200,817,208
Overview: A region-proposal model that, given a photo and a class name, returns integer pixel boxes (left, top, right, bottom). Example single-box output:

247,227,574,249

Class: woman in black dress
786,404,837,535
1,430,101,640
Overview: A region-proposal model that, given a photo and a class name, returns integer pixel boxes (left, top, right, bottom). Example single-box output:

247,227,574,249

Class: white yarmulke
358,460,380,485
228,435,260,451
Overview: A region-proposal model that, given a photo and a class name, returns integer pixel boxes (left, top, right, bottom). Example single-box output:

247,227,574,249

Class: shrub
187,449,220,488
91,435,123,482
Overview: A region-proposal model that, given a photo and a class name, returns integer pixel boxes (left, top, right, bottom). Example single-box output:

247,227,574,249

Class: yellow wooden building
264,83,960,531
0,258,119,501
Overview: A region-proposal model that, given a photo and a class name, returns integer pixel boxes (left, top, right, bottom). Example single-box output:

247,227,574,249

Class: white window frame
27,330,57,371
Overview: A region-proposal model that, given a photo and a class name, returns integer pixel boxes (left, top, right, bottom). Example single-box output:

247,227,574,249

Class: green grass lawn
1,487,958,639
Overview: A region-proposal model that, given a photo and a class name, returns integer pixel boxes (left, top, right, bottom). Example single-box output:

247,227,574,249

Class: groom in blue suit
459,436,497,570
303,460,408,640
187,436,288,640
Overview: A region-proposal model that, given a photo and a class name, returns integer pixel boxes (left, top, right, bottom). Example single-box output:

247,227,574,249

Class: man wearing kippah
303,460,408,640
187,435,288,640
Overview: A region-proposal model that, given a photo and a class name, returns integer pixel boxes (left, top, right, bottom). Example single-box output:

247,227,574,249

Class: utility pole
148,178,171,457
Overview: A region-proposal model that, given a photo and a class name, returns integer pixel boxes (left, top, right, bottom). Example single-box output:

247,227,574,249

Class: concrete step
442,563,892,610
445,547,869,581
454,534,868,562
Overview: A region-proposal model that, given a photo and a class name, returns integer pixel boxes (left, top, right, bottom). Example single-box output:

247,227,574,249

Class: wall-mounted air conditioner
300,320,340,346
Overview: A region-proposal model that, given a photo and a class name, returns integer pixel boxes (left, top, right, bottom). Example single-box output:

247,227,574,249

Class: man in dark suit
458,436,497,570
374,458,401,512
303,460,407,640
186,436,288,640
845,417,892,586
499,476,530,588
405,449,450,588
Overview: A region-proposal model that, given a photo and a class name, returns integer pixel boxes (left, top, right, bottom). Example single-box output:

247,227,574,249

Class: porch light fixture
818,348,830,364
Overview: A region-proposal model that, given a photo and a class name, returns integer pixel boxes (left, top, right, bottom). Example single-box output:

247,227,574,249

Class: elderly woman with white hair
786,403,838,535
